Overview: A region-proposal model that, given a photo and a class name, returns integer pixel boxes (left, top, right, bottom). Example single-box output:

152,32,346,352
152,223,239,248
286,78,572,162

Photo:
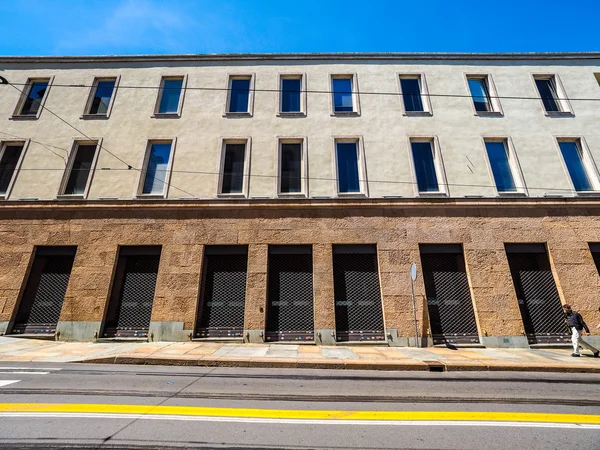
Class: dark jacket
565,311,590,333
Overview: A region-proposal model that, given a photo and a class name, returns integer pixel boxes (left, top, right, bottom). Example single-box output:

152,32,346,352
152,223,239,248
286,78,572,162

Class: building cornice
1,52,600,65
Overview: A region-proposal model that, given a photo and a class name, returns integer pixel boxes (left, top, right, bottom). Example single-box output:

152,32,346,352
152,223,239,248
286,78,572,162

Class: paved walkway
0,336,599,372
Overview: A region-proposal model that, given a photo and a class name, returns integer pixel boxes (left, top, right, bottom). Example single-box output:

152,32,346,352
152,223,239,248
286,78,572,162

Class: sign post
410,263,419,348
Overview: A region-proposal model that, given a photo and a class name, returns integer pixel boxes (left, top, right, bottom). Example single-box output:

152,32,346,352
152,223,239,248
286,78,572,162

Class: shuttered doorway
266,245,314,342
420,244,480,345
12,246,76,335
103,246,161,338
505,243,569,344
333,245,385,342
195,245,248,338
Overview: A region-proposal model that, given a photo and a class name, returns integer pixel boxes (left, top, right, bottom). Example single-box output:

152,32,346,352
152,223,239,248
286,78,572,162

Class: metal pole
410,276,419,348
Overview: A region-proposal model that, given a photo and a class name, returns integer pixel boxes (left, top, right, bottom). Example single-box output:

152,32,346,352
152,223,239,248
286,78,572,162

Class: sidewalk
0,336,599,373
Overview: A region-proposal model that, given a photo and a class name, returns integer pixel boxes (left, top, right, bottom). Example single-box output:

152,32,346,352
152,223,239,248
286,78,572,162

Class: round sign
410,263,417,281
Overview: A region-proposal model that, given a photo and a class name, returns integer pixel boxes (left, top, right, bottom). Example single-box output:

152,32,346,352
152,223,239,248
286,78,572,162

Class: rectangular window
336,141,361,194
558,140,596,192
279,141,304,195
139,141,174,196
156,77,184,114
220,142,247,195
468,77,492,112
400,78,424,112
86,78,116,115
534,75,571,113
17,79,50,117
227,77,252,113
485,140,517,193
60,142,99,196
0,143,25,197
280,77,302,113
411,140,444,193
332,76,355,113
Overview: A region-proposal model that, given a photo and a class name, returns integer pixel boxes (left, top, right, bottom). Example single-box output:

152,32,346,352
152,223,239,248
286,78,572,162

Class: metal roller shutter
266,245,314,342
505,244,569,344
196,246,248,338
12,247,76,335
420,244,479,345
333,245,385,342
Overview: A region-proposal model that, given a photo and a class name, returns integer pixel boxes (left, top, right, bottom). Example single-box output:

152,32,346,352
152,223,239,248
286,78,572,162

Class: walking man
563,304,599,358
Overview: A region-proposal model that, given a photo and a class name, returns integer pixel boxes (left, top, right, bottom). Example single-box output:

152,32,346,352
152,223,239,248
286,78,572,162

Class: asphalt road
0,362,599,449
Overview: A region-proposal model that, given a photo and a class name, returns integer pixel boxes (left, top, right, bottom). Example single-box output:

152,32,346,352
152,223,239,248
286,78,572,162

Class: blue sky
1,0,599,56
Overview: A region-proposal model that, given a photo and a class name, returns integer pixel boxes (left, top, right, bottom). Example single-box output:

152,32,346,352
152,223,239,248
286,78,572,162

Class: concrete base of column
315,329,336,345
0,321,9,335
388,330,432,347
148,322,190,342
244,329,266,344
480,335,530,348
57,321,102,341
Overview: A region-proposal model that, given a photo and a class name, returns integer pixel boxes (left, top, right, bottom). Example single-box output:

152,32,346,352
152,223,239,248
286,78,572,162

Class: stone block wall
0,198,599,345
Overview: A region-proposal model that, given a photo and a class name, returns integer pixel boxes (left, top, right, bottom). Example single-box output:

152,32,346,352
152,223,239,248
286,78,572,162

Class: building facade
0,52,599,347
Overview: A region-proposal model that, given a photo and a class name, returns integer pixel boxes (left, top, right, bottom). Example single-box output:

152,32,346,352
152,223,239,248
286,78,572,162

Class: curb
79,356,600,373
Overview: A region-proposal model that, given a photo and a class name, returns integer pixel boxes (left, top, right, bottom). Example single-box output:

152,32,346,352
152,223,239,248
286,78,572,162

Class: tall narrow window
411,140,441,193
336,141,360,194
400,78,423,112
220,142,247,195
17,79,49,117
332,77,354,113
140,141,173,196
468,77,492,112
558,140,595,192
85,79,116,115
485,140,517,193
0,143,25,197
227,77,252,113
280,77,302,113
156,77,184,114
279,141,303,195
534,76,569,113
61,143,98,196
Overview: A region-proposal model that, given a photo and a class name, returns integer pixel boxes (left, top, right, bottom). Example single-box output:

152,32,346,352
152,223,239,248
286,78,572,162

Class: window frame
81,76,120,119
224,74,255,117
152,74,187,117
12,77,54,120
407,136,449,196
532,74,573,116
397,73,432,116
332,136,368,197
57,139,102,199
329,74,360,116
554,137,600,194
276,136,308,197
277,73,306,116
217,137,252,198
0,139,30,199
481,137,527,196
135,138,177,199
465,74,503,116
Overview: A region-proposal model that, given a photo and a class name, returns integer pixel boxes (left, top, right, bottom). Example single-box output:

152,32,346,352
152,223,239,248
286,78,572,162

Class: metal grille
196,253,247,338
266,247,314,342
333,250,385,342
506,250,570,344
103,252,160,338
12,253,75,335
421,250,480,345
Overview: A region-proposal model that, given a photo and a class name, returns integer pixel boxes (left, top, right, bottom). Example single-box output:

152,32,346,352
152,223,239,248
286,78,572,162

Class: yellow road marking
0,403,598,424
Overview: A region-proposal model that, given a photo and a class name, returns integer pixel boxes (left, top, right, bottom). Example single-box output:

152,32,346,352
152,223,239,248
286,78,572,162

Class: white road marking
0,371,49,375
0,381,21,388
0,412,598,429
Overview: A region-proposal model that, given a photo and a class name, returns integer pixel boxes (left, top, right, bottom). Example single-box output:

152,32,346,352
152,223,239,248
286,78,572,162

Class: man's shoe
571,353,581,357
594,351,599,358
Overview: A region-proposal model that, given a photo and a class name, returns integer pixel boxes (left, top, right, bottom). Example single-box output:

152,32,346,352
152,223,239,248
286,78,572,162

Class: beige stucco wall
1,56,600,201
